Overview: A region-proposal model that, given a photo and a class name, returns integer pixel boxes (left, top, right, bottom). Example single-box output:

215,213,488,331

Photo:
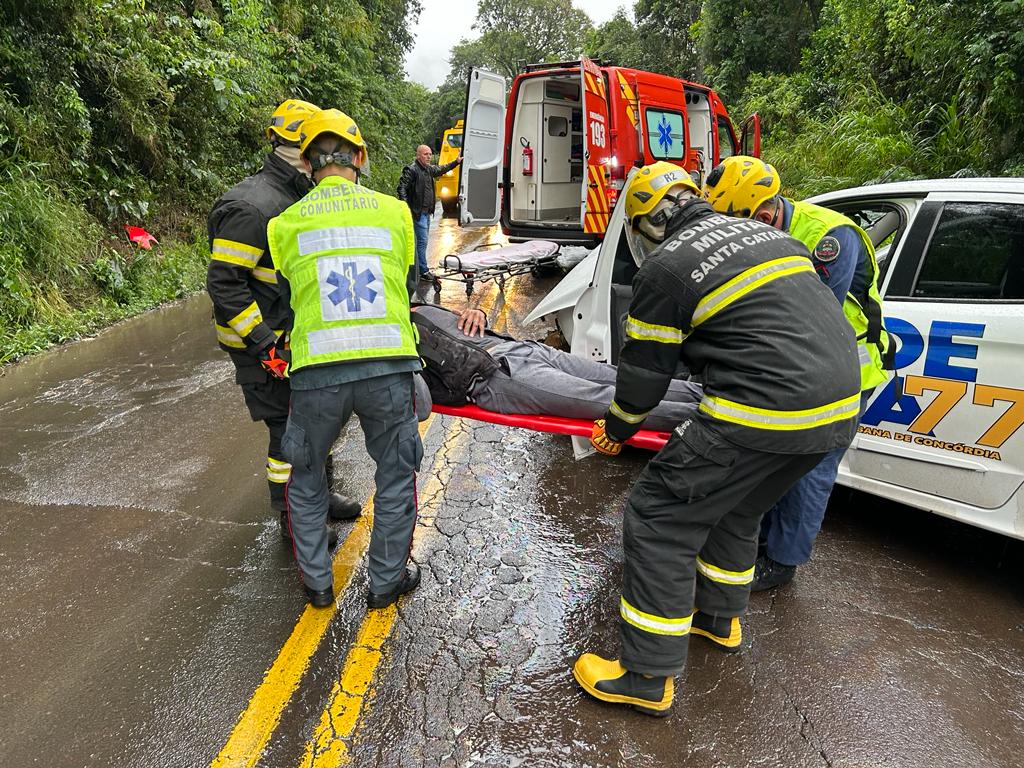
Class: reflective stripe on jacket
206,153,311,378
607,201,861,454
267,176,418,373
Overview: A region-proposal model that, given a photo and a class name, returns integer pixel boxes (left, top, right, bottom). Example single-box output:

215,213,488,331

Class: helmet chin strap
274,144,308,176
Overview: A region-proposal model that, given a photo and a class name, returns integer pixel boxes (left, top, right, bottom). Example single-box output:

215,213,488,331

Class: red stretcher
431,403,670,451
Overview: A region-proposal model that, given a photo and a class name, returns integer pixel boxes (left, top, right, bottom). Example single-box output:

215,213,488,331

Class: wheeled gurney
432,240,561,296
431,403,670,451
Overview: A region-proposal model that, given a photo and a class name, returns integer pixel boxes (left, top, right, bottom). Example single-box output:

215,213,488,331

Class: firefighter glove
591,419,623,456
258,344,289,380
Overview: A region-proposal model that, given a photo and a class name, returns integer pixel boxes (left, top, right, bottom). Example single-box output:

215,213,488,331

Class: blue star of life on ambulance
327,263,378,312
658,115,674,153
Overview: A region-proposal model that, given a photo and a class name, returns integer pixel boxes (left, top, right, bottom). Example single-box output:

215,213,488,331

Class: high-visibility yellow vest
789,200,890,390
267,176,417,373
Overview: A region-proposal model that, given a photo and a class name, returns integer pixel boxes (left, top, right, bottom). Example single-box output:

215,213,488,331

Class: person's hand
457,308,487,337
258,344,289,379
590,419,623,456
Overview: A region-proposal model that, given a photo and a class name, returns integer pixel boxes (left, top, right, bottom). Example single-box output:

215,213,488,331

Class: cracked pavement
1,218,1023,768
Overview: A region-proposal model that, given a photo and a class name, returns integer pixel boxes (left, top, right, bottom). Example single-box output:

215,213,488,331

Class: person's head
298,108,370,183
623,161,702,265
703,156,783,227
266,99,320,173
415,144,433,166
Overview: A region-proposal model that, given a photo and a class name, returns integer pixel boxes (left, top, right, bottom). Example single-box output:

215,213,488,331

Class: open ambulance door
740,113,761,157
580,57,612,236
459,68,507,227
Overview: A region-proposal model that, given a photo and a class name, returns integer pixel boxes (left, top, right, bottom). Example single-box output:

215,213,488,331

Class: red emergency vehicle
458,57,761,244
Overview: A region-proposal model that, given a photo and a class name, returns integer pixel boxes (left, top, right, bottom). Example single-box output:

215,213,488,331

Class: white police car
526,176,1024,540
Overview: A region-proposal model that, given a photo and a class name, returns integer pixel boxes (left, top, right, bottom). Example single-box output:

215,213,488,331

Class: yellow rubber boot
690,611,742,652
572,654,673,716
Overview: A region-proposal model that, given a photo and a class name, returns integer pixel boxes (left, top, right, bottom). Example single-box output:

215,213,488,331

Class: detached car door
842,192,1024,535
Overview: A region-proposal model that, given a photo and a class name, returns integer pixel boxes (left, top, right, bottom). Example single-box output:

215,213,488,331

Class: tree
448,0,594,81
584,7,645,69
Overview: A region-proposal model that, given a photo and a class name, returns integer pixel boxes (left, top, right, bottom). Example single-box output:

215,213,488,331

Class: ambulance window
645,109,684,160
913,202,1024,300
716,115,736,159
545,79,580,102
446,133,462,149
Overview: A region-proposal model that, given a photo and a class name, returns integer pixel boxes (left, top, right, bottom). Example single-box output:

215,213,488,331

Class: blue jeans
759,390,872,566
413,212,430,275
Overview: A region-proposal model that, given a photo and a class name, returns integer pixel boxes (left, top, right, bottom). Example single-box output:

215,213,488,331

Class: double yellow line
212,281,518,768
211,416,436,768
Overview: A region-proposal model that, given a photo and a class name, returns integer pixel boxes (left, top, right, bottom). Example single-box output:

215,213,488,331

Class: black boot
325,454,361,520
691,611,742,652
367,563,421,609
750,555,797,592
572,654,673,716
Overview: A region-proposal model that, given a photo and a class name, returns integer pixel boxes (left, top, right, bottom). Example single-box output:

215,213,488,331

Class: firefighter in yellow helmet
267,108,423,609
704,156,890,592
206,99,361,549
573,162,861,715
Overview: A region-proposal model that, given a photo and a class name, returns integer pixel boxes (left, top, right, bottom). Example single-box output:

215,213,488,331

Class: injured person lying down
411,304,700,432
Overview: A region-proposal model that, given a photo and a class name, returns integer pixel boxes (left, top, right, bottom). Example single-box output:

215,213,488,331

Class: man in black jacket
206,99,360,542
397,145,462,280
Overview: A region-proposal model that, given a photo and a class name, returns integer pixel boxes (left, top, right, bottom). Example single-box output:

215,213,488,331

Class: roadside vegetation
1,0,428,363
3,0,1022,363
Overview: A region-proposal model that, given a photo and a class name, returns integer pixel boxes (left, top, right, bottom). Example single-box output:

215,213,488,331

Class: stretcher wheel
465,279,475,297
432,277,442,293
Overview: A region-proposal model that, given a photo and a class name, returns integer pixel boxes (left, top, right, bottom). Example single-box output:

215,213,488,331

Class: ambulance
458,58,760,244
435,119,463,218
526,174,1024,540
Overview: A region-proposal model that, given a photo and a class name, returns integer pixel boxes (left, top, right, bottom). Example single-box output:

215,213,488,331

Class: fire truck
458,57,761,244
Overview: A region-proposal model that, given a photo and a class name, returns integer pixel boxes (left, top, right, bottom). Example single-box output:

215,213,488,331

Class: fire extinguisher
520,137,533,176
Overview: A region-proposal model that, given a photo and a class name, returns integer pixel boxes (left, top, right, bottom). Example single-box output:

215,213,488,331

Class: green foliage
447,0,593,81
1,0,424,362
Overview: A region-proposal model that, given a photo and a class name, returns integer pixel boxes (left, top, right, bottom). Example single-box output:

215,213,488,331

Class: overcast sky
405,0,630,90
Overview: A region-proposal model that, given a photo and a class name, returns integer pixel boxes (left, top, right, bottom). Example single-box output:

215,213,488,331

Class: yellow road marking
297,277,522,766
214,261,518,768
210,415,436,768
300,422,472,767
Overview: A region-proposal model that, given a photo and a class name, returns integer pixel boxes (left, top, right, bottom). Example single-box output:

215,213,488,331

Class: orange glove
258,345,289,380
590,419,623,456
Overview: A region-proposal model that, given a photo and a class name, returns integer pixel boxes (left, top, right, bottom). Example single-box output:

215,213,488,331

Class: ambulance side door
580,57,612,236
459,68,507,227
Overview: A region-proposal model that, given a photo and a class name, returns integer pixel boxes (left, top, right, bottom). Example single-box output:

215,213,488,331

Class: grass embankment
0,166,208,365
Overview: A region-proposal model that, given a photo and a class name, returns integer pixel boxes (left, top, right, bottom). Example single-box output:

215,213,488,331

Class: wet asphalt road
1,215,1023,768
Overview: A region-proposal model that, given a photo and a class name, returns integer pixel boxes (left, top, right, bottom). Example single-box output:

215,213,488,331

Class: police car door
580,57,612,236
850,189,1024,523
459,68,507,227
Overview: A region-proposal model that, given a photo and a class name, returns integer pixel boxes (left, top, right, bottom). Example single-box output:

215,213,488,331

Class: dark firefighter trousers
620,417,825,677
283,372,423,594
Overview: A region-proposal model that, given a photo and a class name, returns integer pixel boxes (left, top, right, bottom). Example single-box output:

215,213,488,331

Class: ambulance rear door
459,68,507,226
580,57,612,236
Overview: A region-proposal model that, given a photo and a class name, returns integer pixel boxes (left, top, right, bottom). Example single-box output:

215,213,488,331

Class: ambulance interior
508,75,585,227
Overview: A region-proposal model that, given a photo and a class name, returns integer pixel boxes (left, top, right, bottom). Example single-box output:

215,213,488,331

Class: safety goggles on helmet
703,156,780,218
625,193,686,267
299,108,371,177
266,99,320,145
